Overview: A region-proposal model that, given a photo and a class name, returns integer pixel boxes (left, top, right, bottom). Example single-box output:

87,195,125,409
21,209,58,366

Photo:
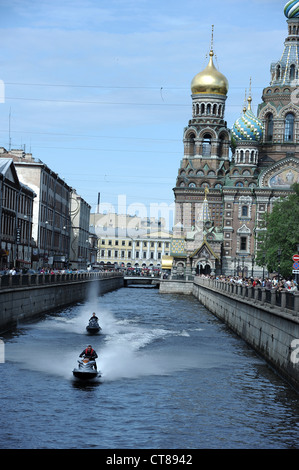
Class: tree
256,183,299,278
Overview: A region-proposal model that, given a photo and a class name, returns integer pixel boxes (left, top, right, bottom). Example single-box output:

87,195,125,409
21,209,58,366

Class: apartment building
0,157,35,269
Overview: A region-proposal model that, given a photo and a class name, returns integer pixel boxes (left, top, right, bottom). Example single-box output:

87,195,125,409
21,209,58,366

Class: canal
1,284,299,449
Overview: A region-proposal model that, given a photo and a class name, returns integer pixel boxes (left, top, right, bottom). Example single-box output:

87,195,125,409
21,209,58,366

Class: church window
240,237,247,251
213,104,217,115
276,65,281,80
201,103,205,114
206,104,211,114
202,134,212,156
284,113,295,141
266,113,273,141
241,206,248,217
290,64,296,81
218,135,225,157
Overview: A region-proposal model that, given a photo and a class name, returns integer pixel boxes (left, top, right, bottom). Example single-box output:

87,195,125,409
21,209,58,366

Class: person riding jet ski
79,345,98,370
89,312,99,322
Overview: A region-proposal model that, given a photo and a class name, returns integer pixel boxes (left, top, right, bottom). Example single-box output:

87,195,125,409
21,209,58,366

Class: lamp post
262,251,266,283
251,254,255,278
277,247,281,284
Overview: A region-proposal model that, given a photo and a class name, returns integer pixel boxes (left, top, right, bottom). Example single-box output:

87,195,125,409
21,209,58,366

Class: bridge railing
193,276,299,313
0,271,123,290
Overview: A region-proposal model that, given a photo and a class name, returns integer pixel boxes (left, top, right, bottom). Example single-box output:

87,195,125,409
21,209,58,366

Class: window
241,206,248,217
115,251,118,258
202,134,212,157
240,237,247,251
284,113,295,141
290,64,296,81
122,240,125,246
266,113,273,141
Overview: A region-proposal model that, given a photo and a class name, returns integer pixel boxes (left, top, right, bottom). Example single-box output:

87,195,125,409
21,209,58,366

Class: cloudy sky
0,0,287,225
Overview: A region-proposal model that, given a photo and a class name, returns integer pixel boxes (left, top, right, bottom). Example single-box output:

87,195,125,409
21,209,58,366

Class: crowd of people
199,274,298,292
0,266,88,276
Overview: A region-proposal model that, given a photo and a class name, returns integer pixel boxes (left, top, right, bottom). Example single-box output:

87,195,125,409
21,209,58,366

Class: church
169,2,299,278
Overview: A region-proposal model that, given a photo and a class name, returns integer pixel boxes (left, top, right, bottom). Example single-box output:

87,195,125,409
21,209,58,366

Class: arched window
284,113,295,141
266,113,273,141
186,132,196,156
276,65,281,80
202,134,212,157
290,64,296,81
241,206,248,217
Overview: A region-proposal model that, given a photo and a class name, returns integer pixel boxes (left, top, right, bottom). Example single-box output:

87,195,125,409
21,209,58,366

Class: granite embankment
0,272,124,333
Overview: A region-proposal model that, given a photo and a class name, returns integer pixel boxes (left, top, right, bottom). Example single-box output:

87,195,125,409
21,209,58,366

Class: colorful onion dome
284,1,299,18
231,98,263,146
191,50,229,96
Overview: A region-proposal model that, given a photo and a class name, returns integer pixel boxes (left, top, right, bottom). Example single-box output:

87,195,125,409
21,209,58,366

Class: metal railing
0,271,123,290
193,277,299,313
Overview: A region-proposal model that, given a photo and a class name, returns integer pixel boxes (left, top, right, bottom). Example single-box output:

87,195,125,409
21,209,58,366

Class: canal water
1,283,299,450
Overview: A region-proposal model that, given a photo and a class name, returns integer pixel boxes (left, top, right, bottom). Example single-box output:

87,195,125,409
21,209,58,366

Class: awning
162,255,173,270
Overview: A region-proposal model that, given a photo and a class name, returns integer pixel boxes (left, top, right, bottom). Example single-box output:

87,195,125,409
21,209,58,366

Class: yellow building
98,230,172,269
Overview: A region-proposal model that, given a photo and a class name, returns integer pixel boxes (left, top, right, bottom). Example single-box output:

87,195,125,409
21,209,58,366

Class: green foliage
256,183,299,278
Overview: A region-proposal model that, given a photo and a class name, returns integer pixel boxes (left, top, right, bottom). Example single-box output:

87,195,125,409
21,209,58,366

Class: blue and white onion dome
284,1,299,18
231,99,263,147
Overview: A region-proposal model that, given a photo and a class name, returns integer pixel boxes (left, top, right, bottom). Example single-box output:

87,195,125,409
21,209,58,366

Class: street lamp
262,251,266,282
277,247,281,284
251,254,255,278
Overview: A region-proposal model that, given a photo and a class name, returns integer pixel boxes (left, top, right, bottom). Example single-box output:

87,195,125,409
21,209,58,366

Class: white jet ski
72,357,101,381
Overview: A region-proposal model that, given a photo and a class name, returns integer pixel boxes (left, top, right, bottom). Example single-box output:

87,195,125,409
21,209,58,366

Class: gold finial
204,186,209,200
211,25,214,53
247,77,252,111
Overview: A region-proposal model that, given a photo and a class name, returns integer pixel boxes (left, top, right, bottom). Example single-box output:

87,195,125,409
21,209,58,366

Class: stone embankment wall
160,277,299,391
0,273,124,333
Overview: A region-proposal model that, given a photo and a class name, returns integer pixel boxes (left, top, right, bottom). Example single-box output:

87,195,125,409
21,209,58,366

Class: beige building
69,190,91,269
98,230,172,269
90,212,172,269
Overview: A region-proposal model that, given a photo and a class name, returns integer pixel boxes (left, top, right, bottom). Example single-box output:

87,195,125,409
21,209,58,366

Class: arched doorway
196,262,211,275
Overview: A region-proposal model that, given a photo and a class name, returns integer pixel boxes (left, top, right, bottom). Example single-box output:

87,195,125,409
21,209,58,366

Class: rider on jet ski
79,345,98,370
89,312,99,322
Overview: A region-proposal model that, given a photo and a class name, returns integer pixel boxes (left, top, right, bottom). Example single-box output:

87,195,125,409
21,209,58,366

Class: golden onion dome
191,50,229,96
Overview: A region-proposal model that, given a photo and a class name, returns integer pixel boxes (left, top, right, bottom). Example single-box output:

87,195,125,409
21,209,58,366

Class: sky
0,0,288,228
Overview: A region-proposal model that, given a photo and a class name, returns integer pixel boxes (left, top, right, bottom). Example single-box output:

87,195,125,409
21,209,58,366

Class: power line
0,128,180,142
5,81,265,90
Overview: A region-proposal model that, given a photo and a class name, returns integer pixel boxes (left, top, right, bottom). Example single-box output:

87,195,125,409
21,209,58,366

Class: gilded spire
247,77,252,111
210,24,214,54
190,26,229,95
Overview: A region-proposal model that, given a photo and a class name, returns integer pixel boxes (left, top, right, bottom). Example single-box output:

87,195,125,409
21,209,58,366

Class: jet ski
86,318,101,334
72,356,101,381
